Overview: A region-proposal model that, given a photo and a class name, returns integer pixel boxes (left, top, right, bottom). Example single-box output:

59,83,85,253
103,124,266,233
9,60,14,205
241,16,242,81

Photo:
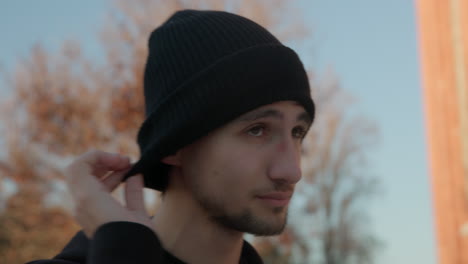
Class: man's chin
243,211,289,236
212,208,288,236
255,218,288,236
249,222,287,236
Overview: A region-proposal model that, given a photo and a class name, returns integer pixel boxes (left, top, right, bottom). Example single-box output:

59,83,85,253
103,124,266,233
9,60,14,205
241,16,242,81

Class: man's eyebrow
238,108,312,125
298,112,313,126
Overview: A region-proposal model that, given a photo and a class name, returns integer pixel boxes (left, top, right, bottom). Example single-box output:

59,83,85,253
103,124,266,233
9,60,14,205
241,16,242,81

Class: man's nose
268,138,302,184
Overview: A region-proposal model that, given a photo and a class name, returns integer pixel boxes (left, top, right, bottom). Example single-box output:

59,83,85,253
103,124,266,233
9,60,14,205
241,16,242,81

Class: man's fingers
125,175,146,213
67,150,131,180
91,152,131,178
101,169,130,192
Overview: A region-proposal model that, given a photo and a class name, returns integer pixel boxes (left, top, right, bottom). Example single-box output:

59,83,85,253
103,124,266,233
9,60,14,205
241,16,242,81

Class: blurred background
3,0,465,263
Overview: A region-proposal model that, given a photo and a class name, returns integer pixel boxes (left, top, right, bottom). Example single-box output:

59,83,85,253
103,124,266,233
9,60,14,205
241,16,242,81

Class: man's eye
247,126,265,137
292,126,307,139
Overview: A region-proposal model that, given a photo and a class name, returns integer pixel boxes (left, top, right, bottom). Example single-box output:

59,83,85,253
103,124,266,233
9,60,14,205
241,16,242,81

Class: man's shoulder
27,222,164,264
27,222,264,264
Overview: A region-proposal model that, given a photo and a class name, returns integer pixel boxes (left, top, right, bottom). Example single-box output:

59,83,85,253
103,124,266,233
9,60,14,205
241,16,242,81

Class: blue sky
0,1,436,263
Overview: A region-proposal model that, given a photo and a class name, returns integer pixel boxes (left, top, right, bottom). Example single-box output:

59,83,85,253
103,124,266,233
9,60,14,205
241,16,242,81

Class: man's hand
65,150,153,238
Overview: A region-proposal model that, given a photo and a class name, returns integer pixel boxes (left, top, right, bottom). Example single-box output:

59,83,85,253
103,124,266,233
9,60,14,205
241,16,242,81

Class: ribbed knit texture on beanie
124,10,315,191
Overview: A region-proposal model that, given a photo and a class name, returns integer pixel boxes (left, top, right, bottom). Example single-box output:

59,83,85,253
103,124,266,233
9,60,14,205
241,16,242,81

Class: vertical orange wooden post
415,0,468,263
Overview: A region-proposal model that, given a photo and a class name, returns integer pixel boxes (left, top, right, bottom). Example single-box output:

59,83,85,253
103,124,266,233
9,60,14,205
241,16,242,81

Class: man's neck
151,188,245,264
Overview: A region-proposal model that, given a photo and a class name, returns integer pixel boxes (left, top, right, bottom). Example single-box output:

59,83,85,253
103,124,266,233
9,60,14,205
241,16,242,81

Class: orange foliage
0,188,78,264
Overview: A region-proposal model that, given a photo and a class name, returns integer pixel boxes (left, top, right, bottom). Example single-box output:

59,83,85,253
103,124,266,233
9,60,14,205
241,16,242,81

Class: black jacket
27,222,264,264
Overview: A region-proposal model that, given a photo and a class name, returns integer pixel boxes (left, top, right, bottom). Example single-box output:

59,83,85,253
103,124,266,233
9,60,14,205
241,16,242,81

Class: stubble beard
196,193,289,236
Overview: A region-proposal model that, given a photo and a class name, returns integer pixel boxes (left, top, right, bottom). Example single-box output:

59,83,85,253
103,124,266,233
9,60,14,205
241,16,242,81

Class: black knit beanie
124,9,315,191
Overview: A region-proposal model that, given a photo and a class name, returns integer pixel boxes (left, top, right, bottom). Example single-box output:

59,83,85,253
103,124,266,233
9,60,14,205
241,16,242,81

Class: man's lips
256,192,292,207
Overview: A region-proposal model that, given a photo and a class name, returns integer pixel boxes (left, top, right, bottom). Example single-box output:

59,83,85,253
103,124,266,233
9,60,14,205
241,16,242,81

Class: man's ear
161,151,182,166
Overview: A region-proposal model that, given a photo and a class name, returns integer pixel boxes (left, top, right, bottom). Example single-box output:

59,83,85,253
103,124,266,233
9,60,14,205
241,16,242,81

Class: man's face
177,100,312,235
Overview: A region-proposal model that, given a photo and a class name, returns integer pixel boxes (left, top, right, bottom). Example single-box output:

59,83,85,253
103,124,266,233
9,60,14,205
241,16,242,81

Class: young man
29,9,315,264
